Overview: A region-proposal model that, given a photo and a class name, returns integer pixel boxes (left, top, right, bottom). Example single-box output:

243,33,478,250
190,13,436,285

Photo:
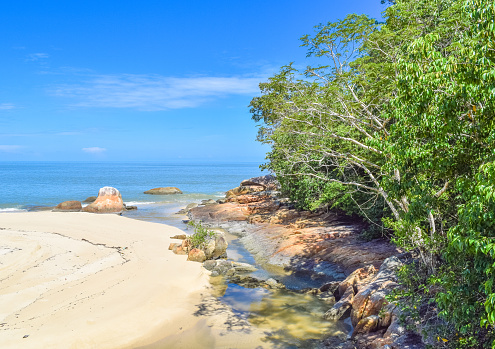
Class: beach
0,211,211,349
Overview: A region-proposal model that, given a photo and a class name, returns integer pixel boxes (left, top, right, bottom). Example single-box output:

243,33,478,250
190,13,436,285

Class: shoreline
0,211,211,349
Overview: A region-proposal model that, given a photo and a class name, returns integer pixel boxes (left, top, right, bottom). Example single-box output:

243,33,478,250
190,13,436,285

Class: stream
125,201,351,348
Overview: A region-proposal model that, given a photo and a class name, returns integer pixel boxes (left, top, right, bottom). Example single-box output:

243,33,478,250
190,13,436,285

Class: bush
187,221,216,249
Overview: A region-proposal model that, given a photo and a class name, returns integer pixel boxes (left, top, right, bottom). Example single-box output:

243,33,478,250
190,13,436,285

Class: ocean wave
124,201,157,206
0,208,27,213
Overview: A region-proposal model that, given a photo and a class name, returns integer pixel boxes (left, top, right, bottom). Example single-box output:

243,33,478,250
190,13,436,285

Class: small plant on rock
187,221,217,250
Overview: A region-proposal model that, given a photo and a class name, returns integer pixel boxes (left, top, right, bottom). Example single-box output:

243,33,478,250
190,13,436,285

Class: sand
0,211,211,349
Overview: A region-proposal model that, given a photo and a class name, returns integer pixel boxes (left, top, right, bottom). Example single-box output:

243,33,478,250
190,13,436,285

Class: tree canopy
250,0,495,346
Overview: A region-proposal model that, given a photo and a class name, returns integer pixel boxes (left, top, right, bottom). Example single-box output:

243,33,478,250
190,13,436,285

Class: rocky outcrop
186,176,419,348
350,257,402,327
144,187,182,195
82,187,124,214
240,175,280,190
53,200,82,212
319,256,425,348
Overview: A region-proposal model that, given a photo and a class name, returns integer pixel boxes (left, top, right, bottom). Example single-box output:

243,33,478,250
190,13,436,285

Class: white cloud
82,147,106,154
26,53,50,61
51,74,262,111
0,145,24,153
0,103,15,110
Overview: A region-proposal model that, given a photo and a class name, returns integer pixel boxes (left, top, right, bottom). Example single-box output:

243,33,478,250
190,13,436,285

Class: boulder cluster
52,184,183,214
53,186,127,214
168,232,228,263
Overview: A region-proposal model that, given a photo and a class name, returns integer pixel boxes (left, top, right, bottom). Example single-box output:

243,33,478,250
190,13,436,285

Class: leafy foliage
187,221,216,249
251,0,495,346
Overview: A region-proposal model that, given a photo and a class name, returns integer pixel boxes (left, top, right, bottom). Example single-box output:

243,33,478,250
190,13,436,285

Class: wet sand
0,211,212,349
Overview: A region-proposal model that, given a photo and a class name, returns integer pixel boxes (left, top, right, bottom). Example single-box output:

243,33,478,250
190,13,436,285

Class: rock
144,187,183,195
320,281,340,294
335,265,377,300
82,187,124,214
352,315,380,338
201,199,217,206
172,245,187,255
83,196,97,203
323,286,354,320
204,233,228,260
225,268,236,277
212,235,228,259
317,291,336,304
177,203,199,214
231,262,257,273
53,200,82,212
124,205,137,210
245,200,281,215
225,185,264,198
187,248,206,262
203,260,218,271
269,208,301,224
181,239,191,253
240,175,280,190
171,234,187,240
350,257,402,327
265,278,284,289
208,260,234,275
168,242,181,250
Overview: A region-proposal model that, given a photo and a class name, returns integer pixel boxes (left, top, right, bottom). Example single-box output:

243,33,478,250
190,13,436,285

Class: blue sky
0,0,386,162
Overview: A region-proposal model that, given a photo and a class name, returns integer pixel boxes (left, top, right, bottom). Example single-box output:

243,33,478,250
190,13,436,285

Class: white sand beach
0,211,212,349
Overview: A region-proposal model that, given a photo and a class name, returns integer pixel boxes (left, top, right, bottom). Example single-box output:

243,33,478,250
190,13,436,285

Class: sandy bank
0,212,210,349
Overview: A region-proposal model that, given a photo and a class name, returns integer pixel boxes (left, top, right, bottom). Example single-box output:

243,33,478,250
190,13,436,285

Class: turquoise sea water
0,161,264,212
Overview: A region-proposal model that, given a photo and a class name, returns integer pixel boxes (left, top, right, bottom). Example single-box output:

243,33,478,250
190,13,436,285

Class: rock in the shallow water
265,278,284,289
82,187,124,214
231,261,258,273
83,196,97,203
187,248,206,262
53,200,82,212
144,187,183,195
124,204,137,211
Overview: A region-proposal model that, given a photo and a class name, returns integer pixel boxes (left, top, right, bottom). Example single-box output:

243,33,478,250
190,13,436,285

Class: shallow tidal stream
126,202,351,348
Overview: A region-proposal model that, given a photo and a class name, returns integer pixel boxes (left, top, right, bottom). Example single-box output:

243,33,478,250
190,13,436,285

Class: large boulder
204,233,228,259
144,187,182,195
82,187,124,214
240,175,280,191
53,200,82,212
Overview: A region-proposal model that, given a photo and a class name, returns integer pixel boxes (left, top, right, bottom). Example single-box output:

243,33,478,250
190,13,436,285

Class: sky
0,0,387,162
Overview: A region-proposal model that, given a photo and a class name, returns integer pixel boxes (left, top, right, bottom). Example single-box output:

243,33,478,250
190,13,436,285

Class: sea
0,161,264,221
0,161,351,347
